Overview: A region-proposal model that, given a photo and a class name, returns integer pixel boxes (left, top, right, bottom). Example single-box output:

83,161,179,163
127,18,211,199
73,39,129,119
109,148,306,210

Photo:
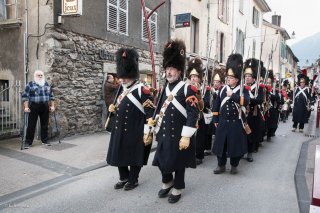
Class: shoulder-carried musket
146,80,168,141
105,84,122,130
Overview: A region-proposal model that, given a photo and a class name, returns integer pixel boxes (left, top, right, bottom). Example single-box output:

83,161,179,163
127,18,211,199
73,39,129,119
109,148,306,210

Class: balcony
0,0,22,29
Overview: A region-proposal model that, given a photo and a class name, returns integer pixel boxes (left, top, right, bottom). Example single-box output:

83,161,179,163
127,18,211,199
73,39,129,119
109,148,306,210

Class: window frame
252,6,260,27
0,0,7,20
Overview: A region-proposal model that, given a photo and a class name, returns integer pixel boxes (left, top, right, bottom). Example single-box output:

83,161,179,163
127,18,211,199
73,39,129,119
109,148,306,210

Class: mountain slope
291,32,320,67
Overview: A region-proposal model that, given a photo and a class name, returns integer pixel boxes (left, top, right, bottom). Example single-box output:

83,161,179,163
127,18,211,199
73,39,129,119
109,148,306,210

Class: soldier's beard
34,78,45,87
167,74,179,83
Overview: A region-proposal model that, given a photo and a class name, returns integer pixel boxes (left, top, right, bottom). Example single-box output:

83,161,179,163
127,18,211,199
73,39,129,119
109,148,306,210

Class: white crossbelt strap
249,83,257,99
127,93,145,114
165,81,187,118
220,85,240,109
295,87,308,101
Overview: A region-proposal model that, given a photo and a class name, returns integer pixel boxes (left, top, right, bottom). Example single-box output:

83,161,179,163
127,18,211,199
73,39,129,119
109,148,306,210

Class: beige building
170,0,209,59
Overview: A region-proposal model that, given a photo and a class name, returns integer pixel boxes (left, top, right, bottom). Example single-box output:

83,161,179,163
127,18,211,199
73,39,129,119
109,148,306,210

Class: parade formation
104,39,317,204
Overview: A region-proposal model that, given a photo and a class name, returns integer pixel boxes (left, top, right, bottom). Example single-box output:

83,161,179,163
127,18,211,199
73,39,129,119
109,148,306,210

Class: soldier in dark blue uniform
150,39,199,203
106,48,154,191
212,54,250,175
243,58,264,162
292,73,310,132
205,69,225,155
185,57,211,165
265,70,281,141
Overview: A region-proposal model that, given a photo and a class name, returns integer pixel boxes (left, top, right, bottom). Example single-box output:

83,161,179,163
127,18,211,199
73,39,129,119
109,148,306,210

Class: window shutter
0,0,6,20
223,34,226,63
216,31,220,62
107,0,118,32
118,0,128,35
142,8,157,43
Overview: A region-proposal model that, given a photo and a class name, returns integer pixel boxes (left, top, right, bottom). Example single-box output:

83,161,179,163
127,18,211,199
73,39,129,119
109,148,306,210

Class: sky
263,0,320,46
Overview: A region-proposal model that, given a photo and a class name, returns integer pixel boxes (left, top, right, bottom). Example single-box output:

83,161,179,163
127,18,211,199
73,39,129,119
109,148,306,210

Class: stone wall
45,28,163,137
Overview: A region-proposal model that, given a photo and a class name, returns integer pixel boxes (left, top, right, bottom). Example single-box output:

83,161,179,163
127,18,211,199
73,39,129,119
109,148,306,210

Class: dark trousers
118,166,141,183
267,128,277,138
196,119,206,159
217,141,242,167
247,138,254,154
161,168,185,190
204,134,213,150
293,122,304,129
26,102,49,145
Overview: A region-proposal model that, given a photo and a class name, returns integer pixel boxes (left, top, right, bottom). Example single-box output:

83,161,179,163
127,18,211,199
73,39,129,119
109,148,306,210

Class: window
107,0,128,35
236,29,245,55
218,0,229,23
252,7,259,27
216,31,226,63
190,16,199,53
252,39,256,58
141,7,158,43
0,0,6,20
239,0,244,13
0,80,9,101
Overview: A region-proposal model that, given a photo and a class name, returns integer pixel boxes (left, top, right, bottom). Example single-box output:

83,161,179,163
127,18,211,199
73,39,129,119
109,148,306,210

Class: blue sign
175,13,191,28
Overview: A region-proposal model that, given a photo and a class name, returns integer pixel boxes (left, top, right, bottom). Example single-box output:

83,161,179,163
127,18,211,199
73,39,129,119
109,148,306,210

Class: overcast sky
263,0,320,45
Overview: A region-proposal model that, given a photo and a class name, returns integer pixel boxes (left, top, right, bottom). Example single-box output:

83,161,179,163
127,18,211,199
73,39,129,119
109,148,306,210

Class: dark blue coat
292,87,310,124
212,84,250,158
247,84,264,144
152,80,199,173
266,89,281,129
107,83,154,167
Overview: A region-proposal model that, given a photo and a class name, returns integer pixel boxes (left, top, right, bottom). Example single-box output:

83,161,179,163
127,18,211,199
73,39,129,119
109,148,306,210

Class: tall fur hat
116,48,139,79
243,58,259,79
282,79,289,87
162,39,186,73
186,57,203,81
297,73,309,85
268,70,274,84
226,53,243,79
212,68,226,83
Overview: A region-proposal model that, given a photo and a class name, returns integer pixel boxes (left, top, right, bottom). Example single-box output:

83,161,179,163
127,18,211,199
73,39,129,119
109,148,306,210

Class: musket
255,28,267,98
105,84,122,130
202,40,213,97
146,80,168,141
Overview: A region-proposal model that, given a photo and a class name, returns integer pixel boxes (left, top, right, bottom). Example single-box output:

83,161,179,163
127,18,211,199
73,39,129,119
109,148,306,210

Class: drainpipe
23,0,29,86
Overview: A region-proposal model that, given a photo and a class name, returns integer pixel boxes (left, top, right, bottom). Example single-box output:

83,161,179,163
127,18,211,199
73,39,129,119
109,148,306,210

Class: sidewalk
0,132,110,206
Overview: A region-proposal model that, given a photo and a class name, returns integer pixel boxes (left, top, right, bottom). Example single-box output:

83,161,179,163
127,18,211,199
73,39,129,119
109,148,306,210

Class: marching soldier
212,54,250,175
265,70,281,141
106,48,154,191
280,80,291,123
150,39,199,203
292,73,310,132
243,58,264,161
204,68,225,156
186,57,211,165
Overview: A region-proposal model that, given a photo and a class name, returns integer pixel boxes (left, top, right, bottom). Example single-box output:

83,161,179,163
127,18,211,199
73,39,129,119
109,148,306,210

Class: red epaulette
267,85,272,92
206,86,211,91
245,85,251,91
142,86,151,95
190,85,198,93
259,84,265,88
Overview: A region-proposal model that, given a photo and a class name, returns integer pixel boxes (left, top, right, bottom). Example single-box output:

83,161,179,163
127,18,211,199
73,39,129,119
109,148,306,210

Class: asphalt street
0,114,318,213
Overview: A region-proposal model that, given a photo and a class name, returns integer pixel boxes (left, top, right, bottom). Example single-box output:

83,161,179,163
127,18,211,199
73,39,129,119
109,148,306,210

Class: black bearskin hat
297,73,309,85
226,53,243,79
244,58,259,79
260,64,266,83
186,57,203,81
162,39,186,73
283,79,289,87
116,48,139,79
268,70,274,84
